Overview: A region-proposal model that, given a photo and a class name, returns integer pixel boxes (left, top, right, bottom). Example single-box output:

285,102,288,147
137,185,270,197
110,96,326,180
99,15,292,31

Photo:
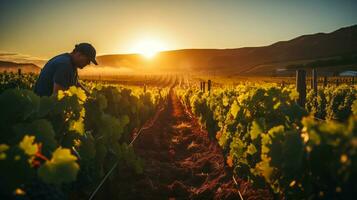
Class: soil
99,90,273,200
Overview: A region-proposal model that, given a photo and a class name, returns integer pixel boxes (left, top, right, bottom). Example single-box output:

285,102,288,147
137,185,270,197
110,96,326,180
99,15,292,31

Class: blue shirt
34,53,78,96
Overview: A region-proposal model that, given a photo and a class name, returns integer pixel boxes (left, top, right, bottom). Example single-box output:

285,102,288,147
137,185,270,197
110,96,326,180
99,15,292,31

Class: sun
131,38,167,59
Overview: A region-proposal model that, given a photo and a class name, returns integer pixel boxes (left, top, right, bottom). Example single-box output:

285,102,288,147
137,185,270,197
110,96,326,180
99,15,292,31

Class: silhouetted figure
34,43,97,96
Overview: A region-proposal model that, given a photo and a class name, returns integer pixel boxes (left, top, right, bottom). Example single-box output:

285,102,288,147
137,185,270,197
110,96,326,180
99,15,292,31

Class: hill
0,60,41,74
97,24,357,75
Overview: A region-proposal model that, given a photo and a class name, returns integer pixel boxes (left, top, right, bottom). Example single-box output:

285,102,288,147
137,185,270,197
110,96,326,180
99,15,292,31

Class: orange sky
0,0,356,59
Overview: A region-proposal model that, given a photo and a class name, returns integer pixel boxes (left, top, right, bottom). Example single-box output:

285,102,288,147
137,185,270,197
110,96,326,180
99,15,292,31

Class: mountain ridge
96,24,357,75
0,60,41,73
2,24,357,76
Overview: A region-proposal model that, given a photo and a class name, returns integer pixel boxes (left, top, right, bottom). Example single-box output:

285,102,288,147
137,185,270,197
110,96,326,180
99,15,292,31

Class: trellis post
296,70,306,107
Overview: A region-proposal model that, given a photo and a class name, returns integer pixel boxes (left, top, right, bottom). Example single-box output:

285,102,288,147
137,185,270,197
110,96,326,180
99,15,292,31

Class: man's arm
77,81,90,95
53,82,66,95
53,64,71,95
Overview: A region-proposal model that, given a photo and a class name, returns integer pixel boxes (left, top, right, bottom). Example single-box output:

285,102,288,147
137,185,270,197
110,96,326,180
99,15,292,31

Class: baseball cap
74,43,98,65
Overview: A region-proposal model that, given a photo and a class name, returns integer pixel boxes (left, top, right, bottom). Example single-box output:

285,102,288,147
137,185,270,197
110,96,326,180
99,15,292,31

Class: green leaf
247,143,257,155
69,119,85,135
230,100,239,118
0,144,9,160
38,147,79,184
13,119,57,154
78,133,96,160
250,120,263,140
37,96,56,117
18,135,38,156
0,89,40,125
68,86,87,103
352,100,357,115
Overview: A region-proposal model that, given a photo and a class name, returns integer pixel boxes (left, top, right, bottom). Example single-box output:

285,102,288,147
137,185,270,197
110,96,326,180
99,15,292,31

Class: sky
0,0,357,59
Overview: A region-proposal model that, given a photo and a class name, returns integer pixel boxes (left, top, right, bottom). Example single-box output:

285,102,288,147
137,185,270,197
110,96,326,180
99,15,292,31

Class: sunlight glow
131,38,167,58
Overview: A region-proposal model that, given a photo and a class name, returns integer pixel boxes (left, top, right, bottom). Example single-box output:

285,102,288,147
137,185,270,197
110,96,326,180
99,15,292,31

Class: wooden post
203,81,206,93
310,76,313,88
18,68,22,76
336,78,339,86
311,69,317,96
208,80,211,93
323,76,328,87
200,82,203,91
296,70,306,107
143,84,146,93
352,76,355,85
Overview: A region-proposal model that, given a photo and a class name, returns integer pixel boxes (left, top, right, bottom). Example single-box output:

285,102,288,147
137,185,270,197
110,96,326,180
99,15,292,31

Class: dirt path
105,91,273,200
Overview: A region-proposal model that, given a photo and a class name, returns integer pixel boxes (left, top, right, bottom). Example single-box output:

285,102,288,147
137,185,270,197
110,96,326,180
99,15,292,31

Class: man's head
71,43,98,69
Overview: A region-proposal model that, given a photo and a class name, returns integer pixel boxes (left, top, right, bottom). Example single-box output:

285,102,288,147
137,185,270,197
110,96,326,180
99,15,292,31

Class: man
34,43,98,96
